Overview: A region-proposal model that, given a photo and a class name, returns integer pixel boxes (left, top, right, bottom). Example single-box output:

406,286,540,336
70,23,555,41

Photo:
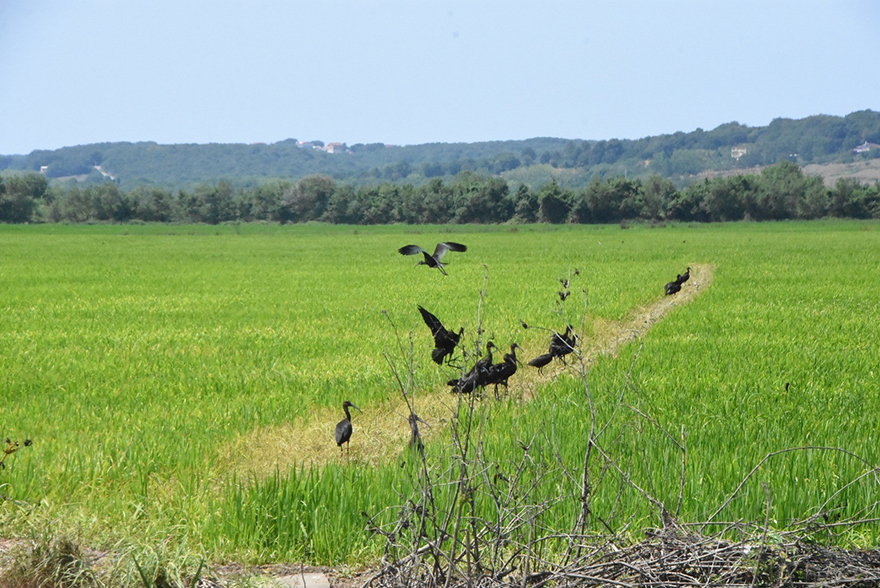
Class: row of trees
4,112,879,191
2,162,879,225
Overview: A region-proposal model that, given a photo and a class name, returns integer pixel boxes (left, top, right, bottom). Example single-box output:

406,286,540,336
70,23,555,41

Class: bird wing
528,353,554,368
399,244,426,256
334,420,353,446
548,327,576,357
418,305,446,339
432,241,467,260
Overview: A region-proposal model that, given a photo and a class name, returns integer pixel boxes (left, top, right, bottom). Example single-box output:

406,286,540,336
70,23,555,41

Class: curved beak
351,403,362,412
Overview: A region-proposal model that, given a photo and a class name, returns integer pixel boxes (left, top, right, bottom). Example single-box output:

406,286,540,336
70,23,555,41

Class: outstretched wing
417,305,446,340
399,244,426,256
432,242,467,261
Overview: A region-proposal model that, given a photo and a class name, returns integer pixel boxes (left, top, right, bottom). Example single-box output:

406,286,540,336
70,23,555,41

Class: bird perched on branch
417,305,462,365
398,242,467,275
528,325,577,368
335,400,361,454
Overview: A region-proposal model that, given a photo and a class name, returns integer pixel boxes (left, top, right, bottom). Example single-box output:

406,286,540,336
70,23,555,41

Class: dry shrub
0,537,95,588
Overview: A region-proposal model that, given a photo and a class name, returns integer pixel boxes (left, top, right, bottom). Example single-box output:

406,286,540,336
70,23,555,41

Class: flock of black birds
335,242,692,454
664,266,691,296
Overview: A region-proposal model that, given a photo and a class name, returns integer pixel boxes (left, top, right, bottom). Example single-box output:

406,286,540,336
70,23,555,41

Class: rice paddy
1,221,878,564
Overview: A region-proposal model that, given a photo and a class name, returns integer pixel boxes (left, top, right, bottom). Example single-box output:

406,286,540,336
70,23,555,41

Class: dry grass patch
223,264,715,475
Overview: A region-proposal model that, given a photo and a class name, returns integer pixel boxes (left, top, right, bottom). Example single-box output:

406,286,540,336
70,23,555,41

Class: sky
1,1,879,155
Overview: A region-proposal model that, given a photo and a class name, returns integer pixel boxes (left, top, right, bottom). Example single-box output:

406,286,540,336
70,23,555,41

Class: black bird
334,400,361,453
528,325,577,368
664,279,682,295
398,242,467,276
527,352,554,369
417,305,463,365
549,325,577,360
448,341,495,394
485,343,522,396
664,267,690,295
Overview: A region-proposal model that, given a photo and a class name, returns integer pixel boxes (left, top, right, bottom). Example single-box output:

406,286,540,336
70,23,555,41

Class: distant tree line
1,162,879,225
3,111,879,191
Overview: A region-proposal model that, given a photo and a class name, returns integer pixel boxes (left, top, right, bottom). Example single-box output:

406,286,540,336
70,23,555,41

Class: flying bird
398,242,467,275
417,305,463,365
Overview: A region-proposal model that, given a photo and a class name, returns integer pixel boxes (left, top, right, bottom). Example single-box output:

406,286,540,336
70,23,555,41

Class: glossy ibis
334,400,361,454
398,242,467,275
417,305,462,365
486,343,522,396
528,325,577,368
448,341,495,394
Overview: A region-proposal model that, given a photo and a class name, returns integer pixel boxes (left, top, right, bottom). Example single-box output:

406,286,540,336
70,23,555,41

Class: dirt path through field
223,264,715,475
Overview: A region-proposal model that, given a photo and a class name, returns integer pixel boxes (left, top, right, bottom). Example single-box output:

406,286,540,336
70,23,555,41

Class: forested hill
2,110,879,190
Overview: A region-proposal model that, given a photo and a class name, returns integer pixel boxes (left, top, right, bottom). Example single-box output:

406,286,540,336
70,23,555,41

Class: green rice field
1,221,879,564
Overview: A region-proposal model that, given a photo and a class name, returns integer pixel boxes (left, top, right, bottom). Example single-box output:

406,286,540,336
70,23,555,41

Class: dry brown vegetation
221,266,714,475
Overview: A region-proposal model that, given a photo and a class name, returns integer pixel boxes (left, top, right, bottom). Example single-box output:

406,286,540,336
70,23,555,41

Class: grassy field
1,221,879,565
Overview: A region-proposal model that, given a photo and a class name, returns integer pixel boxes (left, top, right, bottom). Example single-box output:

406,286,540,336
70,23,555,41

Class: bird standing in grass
448,341,495,394
417,305,463,365
664,266,690,295
485,343,522,396
398,242,467,275
528,325,577,368
664,278,682,295
335,400,361,454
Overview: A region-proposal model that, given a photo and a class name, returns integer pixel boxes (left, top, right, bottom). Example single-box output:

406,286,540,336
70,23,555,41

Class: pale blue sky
1,1,878,155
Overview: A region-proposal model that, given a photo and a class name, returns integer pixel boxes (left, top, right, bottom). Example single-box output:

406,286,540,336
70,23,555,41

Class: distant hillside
2,110,879,190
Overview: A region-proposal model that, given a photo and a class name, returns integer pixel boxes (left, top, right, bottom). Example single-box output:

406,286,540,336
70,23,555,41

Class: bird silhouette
550,325,577,359
334,400,361,454
398,242,467,275
417,305,463,365
527,352,554,369
664,279,682,295
664,267,690,295
485,343,522,396
528,325,577,368
448,341,495,394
